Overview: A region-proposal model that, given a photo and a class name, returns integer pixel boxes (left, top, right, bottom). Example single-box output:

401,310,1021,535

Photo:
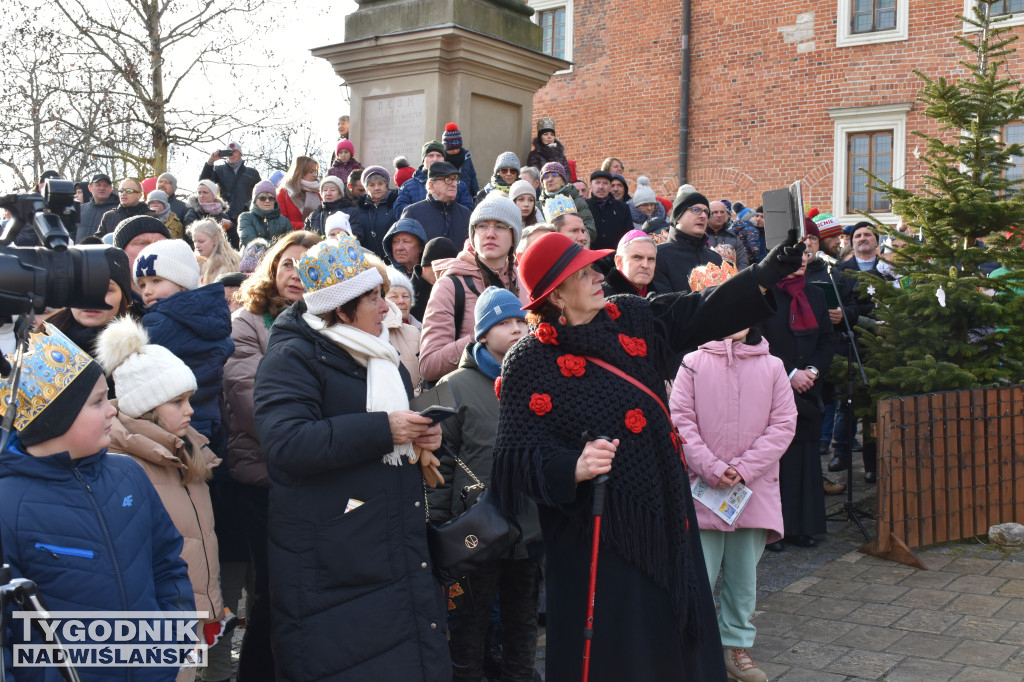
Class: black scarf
493,296,702,636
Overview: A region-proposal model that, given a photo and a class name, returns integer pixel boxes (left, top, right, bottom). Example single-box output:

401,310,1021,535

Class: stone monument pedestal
312,1,569,189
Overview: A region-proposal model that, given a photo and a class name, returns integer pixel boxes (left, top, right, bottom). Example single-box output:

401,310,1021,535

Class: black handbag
425,452,521,584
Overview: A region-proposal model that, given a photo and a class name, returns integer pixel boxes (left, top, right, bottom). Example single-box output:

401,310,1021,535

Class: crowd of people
0,114,919,682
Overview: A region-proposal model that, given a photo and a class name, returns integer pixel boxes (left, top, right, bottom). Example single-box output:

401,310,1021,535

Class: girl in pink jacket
670,325,797,682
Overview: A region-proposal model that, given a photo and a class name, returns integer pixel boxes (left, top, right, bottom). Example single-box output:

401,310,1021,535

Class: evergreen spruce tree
854,0,1024,402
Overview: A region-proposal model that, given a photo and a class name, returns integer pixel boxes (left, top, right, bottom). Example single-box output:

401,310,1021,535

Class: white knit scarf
303,312,415,466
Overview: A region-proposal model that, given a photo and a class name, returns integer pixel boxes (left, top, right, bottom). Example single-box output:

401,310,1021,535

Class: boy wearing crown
0,324,194,681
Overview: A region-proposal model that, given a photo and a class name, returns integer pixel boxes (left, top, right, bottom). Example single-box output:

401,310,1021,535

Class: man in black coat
199,142,261,226
400,161,471,245
651,190,722,293
96,177,152,238
587,170,634,251
76,173,121,241
156,172,188,222
603,230,660,297
410,237,459,323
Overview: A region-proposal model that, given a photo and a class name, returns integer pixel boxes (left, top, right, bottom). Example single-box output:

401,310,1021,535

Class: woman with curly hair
190,218,241,284
221,229,320,679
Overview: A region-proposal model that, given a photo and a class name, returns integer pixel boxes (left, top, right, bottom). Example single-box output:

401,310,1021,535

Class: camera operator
77,173,121,241
200,142,261,243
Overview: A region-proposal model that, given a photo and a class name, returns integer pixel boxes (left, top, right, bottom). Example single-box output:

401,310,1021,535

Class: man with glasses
77,172,122,241
652,190,724,293
96,177,153,239
399,161,472,245
394,140,475,216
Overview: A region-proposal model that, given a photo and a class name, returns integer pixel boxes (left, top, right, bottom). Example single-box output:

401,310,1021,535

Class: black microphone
815,252,839,267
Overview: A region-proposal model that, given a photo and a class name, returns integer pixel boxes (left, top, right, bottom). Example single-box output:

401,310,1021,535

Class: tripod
821,263,872,542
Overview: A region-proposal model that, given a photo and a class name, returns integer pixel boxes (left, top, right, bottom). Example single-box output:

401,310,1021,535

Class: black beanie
103,247,133,308
18,361,105,446
671,191,711,223
216,271,248,288
113,215,172,250
421,237,459,267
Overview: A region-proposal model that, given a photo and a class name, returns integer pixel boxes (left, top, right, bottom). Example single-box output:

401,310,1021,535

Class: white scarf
303,311,415,466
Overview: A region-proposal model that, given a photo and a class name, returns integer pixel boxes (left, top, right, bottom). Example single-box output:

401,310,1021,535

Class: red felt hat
518,232,613,311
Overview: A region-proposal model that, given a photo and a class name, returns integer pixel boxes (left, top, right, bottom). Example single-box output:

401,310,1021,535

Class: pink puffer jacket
418,250,528,382
670,336,797,543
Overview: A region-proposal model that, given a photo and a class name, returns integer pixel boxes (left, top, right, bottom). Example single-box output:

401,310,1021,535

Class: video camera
0,179,110,319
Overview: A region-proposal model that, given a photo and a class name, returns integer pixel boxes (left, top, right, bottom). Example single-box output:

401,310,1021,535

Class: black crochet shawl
493,278,773,635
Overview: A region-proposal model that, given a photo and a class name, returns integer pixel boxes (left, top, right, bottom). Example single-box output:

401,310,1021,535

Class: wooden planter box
861,386,1024,567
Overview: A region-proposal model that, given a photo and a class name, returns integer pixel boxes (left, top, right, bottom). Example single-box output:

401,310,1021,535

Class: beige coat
384,300,421,393
108,409,225,625
223,307,271,487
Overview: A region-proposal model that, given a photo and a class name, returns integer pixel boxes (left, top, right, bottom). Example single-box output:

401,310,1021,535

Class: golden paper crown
687,260,738,292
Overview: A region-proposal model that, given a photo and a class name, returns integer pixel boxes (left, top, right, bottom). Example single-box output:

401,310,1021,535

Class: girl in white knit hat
96,317,235,682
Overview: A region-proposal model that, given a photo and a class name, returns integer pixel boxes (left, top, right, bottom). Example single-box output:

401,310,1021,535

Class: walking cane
581,431,611,682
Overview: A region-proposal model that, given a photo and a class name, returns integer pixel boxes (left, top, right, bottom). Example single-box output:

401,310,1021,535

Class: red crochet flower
529,393,553,416
557,354,587,377
534,323,559,345
618,334,648,357
624,408,647,434
605,302,621,320
494,376,502,400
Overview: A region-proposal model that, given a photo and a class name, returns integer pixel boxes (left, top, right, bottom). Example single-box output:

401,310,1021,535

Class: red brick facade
529,1,1010,219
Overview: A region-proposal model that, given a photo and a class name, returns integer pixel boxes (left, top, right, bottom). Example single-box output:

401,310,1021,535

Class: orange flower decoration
534,323,559,345
618,334,648,357
529,393,553,416
625,408,647,434
605,302,621,320
557,354,587,377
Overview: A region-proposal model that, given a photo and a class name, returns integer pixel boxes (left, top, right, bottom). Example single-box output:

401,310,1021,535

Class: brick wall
530,0,1017,212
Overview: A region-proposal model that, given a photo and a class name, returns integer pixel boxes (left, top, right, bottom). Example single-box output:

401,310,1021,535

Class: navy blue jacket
0,438,193,681
399,196,471,248
304,197,360,238
253,303,450,680
142,283,234,454
393,168,475,217
354,190,400,259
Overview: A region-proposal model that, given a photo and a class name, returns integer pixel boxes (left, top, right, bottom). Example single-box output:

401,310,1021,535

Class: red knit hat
518,232,612,310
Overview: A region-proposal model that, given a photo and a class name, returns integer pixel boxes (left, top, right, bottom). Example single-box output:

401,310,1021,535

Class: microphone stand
820,261,872,542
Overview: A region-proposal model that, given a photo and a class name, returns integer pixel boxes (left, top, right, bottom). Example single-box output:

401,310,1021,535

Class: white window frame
530,0,573,72
962,0,1024,30
828,103,912,224
836,0,909,47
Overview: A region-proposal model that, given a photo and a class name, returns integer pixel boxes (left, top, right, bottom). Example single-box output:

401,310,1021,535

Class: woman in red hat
492,229,805,681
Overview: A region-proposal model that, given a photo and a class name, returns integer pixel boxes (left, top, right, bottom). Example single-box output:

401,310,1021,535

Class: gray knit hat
361,165,391,186
509,180,535,202
493,151,521,174
632,176,657,206
470,194,523,248
146,189,170,209
157,172,177,192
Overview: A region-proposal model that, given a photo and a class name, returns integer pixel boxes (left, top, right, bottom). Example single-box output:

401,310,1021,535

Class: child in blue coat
133,237,234,455
0,323,193,681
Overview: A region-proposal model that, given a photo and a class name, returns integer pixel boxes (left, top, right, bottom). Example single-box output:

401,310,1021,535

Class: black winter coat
304,197,360,237
410,266,433,323
77,195,120,241
586,196,634,251
400,195,471,245
96,202,152,238
354,190,400,259
253,303,450,681
601,265,658,298
493,272,774,682
199,161,261,222
759,280,837,440
651,228,723,293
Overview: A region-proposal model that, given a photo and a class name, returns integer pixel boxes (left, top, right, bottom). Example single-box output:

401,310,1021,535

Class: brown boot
724,647,768,682
823,477,846,495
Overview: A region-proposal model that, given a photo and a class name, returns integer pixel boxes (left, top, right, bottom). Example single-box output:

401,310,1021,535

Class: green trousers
699,528,768,649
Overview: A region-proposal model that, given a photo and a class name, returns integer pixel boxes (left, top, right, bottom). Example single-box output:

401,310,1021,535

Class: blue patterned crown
0,324,95,433
544,195,578,222
297,232,383,315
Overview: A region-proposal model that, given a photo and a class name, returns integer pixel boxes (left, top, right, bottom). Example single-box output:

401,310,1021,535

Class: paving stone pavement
745,456,1024,681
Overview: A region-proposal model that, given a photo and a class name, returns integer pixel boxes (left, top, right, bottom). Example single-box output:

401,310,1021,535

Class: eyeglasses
498,168,518,174
474,222,507,235
255,194,275,201
688,206,711,217
433,176,459,186
119,188,141,194
542,172,561,180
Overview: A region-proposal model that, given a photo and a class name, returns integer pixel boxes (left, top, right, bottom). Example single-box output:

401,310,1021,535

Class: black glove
754,228,807,288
